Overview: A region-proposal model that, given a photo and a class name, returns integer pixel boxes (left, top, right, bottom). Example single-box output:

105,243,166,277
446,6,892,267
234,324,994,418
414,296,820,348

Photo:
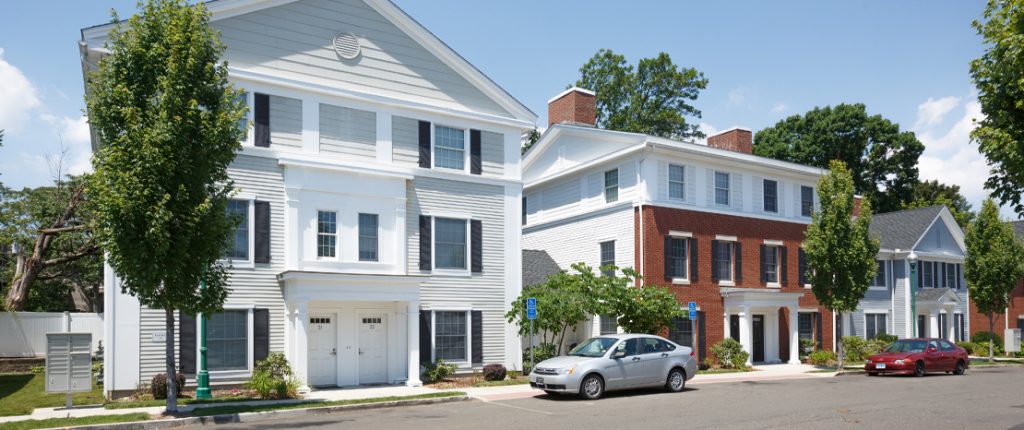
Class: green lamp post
908,250,918,338
195,272,212,400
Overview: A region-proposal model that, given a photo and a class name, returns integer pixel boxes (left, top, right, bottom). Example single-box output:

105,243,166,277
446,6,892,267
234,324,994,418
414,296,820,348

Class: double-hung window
798,313,814,341
226,199,250,260
763,180,778,213
865,313,887,339
208,310,249,371
714,172,730,206
358,213,378,262
944,263,958,288
801,186,814,217
872,260,886,288
604,169,619,203
669,164,685,201
763,245,780,284
317,211,337,258
434,126,466,170
668,237,689,280
434,218,468,270
714,241,734,282
954,314,966,342
922,261,934,288
668,316,693,348
599,314,618,335
600,241,615,276
434,311,467,362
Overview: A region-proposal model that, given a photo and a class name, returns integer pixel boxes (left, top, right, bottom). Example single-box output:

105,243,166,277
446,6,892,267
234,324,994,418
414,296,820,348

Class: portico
721,288,804,365
914,287,961,340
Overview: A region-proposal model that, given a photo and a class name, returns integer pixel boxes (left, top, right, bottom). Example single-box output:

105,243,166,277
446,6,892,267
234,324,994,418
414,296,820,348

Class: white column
946,307,956,340
723,311,731,340
406,300,422,387
738,306,752,366
788,306,800,364
295,301,310,392
929,310,939,339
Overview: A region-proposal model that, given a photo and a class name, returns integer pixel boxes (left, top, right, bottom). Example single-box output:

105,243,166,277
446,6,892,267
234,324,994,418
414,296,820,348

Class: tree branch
42,244,99,266
39,224,88,235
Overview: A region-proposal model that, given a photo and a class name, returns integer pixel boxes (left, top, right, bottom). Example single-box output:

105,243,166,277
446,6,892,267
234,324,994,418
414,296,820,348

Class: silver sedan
528,334,697,400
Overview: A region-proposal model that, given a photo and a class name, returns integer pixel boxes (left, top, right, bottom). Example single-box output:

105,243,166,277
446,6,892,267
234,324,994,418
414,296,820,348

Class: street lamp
195,272,211,400
907,250,918,338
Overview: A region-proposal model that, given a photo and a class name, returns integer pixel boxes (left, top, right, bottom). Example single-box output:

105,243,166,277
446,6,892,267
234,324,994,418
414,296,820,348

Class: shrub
699,358,712,371
956,341,977,355
799,339,816,359
423,359,457,383
808,350,837,366
971,332,1005,355
710,338,749,369
522,343,558,372
841,336,870,362
246,353,299,399
876,333,898,344
30,365,46,374
482,364,506,381
151,373,186,399
867,339,891,355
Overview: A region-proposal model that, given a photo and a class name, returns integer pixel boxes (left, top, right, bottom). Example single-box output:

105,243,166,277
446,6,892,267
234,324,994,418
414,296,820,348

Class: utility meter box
1005,329,1021,353
46,333,93,393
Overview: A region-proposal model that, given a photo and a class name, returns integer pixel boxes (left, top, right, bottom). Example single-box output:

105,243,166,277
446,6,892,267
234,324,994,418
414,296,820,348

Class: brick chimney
853,196,863,217
548,87,597,128
707,128,753,154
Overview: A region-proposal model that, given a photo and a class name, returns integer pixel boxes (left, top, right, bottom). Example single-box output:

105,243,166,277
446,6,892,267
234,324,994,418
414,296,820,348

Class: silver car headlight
557,366,576,375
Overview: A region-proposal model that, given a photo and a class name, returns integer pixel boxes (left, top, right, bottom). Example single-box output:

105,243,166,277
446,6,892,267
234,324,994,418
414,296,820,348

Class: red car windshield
886,340,927,353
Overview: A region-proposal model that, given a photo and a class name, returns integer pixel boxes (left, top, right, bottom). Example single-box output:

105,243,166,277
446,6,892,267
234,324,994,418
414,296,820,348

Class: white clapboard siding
138,155,287,383
524,206,635,276
213,0,510,117
480,130,504,176
0,312,104,358
392,115,419,168
269,95,302,150
405,177,507,364
319,103,377,160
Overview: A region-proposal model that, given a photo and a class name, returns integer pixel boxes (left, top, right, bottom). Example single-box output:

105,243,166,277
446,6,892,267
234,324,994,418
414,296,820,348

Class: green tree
591,267,681,334
903,180,975,228
86,0,246,412
964,199,1024,361
970,0,1024,217
753,104,924,213
506,263,600,355
575,49,708,140
805,160,880,368
521,128,540,155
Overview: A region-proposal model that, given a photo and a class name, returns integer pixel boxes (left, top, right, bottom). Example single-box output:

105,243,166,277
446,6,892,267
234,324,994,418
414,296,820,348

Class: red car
865,338,969,377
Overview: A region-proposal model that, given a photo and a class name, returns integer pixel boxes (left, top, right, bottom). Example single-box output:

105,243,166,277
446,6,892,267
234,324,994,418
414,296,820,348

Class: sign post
45,333,92,409
527,297,537,371
688,302,698,352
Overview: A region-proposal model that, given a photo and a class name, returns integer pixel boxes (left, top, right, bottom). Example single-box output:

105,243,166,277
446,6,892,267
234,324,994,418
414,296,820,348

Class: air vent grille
333,32,361,60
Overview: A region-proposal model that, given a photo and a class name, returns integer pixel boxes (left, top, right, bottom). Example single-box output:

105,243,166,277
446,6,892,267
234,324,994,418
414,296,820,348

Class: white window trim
430,309,472,368
432,216,471,276
204,305,255,379
224,196,255,269
800,186,814,218
714,170,731,206
604,168,619,203
763,179,779,213
431,123,470,173
715,240,735,286
869,260,887,290
863,312,888,340
667,234,691,284
668,163,686,201
599,240,616,276
315,209,340,260
765,245,781,288
669,230,693,238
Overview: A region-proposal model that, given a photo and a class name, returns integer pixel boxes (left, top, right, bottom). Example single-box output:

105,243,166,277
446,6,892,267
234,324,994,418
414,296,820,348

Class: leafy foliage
964,199,1024,360
423,359,457,383
247,354,299,400
482,364,507,382
86,0,246,411
840,336,890,363
597,267,682,334
970,0,1024,216
521,128,540,155
150,373,185,400
808,350,837,367
522,342,557,372
799,338,817,359
903,180,974,228
753,104,924,213
709,338,749,369
575,49,708,140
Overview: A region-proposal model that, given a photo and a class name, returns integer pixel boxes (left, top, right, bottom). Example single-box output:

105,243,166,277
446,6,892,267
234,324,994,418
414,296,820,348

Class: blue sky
0,1,1002,215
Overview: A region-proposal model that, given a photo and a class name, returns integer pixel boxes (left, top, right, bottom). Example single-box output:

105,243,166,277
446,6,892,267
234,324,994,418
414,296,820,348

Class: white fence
0,312,104,357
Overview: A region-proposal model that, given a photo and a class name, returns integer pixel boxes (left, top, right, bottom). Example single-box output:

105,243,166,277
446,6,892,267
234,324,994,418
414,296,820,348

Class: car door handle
661,353,669,357
632,357,641,362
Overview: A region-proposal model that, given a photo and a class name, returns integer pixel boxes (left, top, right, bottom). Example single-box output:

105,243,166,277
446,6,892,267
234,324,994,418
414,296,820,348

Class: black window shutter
734,242,743,283
759,244,768,283
917,261,923,289
815,312,823,350
940,263,947,288
471,311,483,365
799,249,807,285
179,313,196,375
419,310,432,365
470,129,482,175
689,238,698,283
664,236,673,280
956,264,962,289
254,201,271,264
418,121,431,168
254,308,269,363
697,310,707,362
710,240,720,282
780,246,789,286
471,220,483,273
419,216,432,271
254,93,270,147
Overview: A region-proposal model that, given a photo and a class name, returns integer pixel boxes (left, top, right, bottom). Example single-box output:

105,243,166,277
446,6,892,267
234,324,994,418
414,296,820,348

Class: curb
54,395,471,430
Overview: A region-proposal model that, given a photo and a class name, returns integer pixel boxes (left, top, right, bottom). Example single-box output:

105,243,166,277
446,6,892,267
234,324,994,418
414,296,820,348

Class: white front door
308,315,337,387
358,314,388,384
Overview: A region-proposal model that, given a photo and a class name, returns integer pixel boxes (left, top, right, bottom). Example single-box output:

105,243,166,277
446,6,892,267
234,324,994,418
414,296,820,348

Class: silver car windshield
568,337,619,357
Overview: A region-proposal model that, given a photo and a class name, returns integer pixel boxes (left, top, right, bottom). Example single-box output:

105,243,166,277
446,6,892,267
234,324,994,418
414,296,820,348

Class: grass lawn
104,394,260,410
969,359,1024,367
0,373,105,417
191,391,465,417
0,413,149,430
472,378,530,387
698,367,755,375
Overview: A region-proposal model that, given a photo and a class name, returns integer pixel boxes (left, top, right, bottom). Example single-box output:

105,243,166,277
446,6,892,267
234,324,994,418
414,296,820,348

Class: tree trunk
165,307,178,413
988,313,995,363
5,255,43,310
836,312,845,370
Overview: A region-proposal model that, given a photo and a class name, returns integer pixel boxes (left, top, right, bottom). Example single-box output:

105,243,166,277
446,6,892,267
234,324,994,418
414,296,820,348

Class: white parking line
481,400,557,416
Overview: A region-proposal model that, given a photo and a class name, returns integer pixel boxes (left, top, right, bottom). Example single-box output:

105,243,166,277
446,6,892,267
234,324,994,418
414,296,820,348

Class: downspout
638,156,644,286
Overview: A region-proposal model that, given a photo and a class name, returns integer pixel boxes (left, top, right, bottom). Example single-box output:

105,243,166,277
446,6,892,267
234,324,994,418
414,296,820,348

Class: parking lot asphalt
191,366,1024,430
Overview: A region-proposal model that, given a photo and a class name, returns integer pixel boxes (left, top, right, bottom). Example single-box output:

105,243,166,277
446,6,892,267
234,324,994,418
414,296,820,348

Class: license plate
536,377,544,384
876,363,886,369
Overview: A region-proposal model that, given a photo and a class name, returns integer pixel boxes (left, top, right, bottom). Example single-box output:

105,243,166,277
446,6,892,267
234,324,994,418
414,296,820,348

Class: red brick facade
969,278,1024,339
547,88,597,128
707,129,753,154
636,205,834,363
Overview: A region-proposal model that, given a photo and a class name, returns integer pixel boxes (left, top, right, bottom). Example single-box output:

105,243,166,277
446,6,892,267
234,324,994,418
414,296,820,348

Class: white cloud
913,96,961,131
696,122,719,145
0,48,42,133
37,114,92,176
726,87,751,108
771,103,787,114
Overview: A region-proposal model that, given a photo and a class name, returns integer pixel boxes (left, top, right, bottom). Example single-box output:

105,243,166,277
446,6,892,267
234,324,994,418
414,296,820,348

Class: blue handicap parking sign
526,297,537,320
689,310,697,320
688,301,697,311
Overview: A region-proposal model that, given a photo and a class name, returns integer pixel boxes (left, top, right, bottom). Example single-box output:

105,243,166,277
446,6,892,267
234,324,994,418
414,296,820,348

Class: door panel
752,315,765,363
639,338,668,385
604,339,643,389
358,314,388,385
308,315,337,387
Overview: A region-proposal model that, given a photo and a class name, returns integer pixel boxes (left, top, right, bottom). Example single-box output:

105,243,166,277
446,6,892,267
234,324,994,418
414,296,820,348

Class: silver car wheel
669,370,685,391
582,376,602,399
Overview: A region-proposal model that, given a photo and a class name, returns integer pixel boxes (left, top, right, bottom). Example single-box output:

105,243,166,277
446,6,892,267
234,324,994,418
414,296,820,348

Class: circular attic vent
333,32,361,60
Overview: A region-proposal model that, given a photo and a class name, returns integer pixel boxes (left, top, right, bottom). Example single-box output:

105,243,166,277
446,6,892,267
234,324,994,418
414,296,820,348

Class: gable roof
1012,221,1024,241
523,249,561,287
869,205,945,251
79,0,535,124
915,287,961,305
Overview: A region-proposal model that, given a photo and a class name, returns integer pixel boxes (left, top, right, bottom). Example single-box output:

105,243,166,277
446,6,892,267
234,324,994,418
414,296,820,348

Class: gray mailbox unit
46,332,93,408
